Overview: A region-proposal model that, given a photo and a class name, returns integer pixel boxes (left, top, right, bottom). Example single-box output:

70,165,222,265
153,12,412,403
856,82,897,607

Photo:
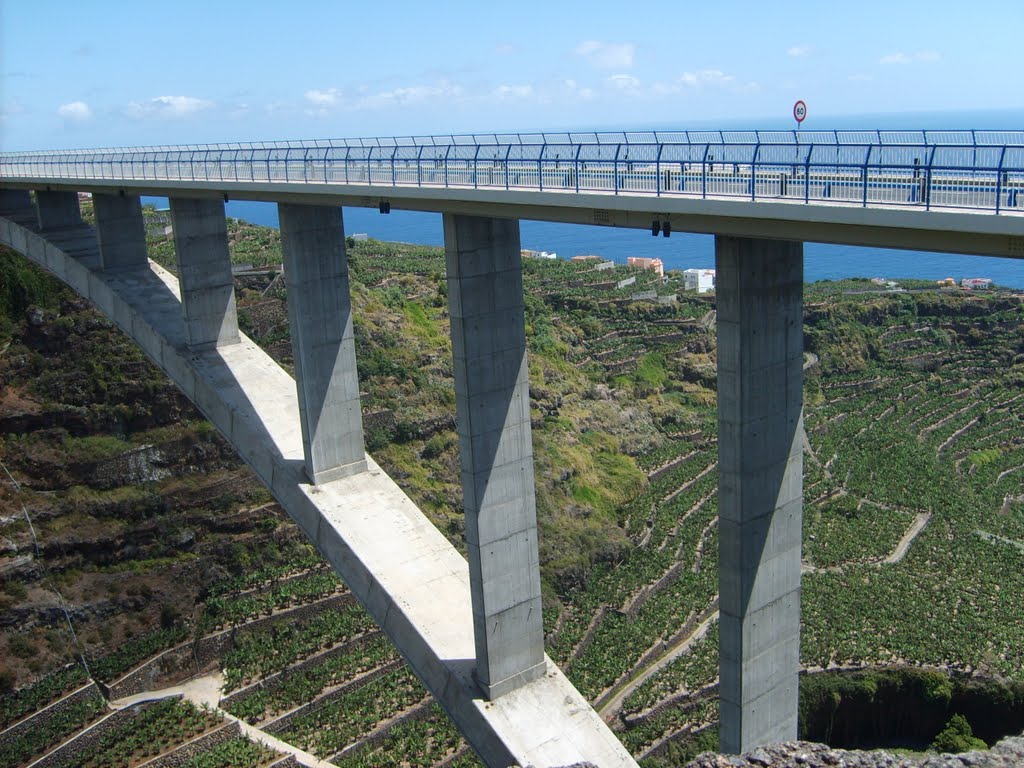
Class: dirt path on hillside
802,511,931,574
597,609,719,721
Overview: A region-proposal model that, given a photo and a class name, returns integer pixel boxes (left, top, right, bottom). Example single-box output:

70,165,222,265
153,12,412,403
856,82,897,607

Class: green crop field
1,212,1022,767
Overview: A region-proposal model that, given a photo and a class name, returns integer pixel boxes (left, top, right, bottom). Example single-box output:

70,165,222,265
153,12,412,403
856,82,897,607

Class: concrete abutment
716,235,804,754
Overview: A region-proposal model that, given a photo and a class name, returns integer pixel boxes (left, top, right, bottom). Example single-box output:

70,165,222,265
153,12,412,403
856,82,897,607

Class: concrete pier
169,197,239,350
444,213,545,699
279,203,367,483
0,189,35,225
94,193,148,271
715,236,803,753
35,190,82,231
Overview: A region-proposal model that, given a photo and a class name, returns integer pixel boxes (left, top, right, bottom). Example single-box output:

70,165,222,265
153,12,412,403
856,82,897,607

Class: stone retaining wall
325,698,432,764
623,683,718,729
220,630,382,710
263,659,406,734
28,696,182,768
106,593,355,700
0,682,105,758
136,720,240,768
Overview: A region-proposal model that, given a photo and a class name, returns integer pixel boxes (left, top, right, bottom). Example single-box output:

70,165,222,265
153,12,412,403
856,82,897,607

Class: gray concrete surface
444,213,545,700
4,172,1021,259
0,212,638,768
279,203,367,483
715,236,804,754
169,197,240,349
94,193,148,271
34,189,81,231
0,189,34,224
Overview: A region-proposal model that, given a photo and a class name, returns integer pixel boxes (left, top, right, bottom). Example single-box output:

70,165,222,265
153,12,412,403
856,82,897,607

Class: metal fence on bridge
3,130,1023,214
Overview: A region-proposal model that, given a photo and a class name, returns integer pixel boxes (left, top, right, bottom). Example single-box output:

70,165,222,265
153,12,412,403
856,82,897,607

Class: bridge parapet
3,130,1024,215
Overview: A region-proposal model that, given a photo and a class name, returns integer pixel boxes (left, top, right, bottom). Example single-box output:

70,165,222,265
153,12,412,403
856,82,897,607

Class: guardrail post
169,197,240,350
279,203,367,484
443,213,545,699
716,235,803,755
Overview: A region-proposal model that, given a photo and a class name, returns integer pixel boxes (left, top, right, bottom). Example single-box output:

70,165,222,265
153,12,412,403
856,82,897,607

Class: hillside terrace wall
136,720,240,768
106,593,354,700
0,682,105,761
263,658,406,734
220,630,382,711
325,698,432,764
27,696,182,768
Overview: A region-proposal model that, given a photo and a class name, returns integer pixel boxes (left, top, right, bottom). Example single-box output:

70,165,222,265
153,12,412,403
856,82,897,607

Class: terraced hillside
1,207,1021,767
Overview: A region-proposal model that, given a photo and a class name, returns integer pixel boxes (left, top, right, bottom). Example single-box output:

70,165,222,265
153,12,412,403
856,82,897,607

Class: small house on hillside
961,278,993,290
627,256,665,278
683,268,716,293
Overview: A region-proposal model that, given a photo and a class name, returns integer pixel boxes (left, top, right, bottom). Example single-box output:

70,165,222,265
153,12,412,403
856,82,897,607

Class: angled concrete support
94,193,148,271
716,236,803,753
444,213,545,699
169,197,239,350
279,203,367,484
35,190,82,231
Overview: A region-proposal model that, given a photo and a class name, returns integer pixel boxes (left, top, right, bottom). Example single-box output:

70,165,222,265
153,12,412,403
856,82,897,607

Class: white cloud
607,74,641,91
494,43,518,55
880,52,912,65
57,101,92,121
787,45,811,57
848,73,873,82
881,51,940,65
493,84,534,100
575,40,635,70
125,95,214,119
355,80,466,110
1,100,26,121
680,69,735,87
305,88,341,107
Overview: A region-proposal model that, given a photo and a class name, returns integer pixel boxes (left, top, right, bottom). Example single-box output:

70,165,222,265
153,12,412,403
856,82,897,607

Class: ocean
209,203,1024,289
143,109,1024,289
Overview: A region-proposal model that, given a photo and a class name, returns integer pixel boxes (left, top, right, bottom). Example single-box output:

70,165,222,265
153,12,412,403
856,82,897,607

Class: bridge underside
0,208,636,767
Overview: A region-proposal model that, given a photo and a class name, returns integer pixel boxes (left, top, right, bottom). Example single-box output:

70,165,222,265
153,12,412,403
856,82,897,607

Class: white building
683,268,716,293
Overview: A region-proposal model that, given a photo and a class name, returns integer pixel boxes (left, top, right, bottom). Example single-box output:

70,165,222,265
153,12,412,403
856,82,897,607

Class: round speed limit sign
793,100,807,124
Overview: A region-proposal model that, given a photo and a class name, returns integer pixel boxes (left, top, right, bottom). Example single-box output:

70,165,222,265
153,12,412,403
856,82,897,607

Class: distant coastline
142,194,1024,290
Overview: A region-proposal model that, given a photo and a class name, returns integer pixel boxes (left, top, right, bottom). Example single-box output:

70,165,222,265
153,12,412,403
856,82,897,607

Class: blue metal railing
2,130,1023,214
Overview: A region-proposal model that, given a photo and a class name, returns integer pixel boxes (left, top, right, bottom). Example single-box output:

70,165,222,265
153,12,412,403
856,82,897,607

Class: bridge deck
0,215,637,767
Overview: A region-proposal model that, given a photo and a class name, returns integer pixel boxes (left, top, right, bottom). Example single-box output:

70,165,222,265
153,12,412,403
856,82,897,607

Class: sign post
793,99,807,130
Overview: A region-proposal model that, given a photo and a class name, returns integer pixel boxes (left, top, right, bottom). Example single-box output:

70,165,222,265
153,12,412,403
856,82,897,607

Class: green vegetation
180,736,280,768
2,211,1023,766
932,714,987,753
64,698,218,768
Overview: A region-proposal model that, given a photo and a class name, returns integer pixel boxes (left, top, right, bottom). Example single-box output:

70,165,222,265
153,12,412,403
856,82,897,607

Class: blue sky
1,0,1022,150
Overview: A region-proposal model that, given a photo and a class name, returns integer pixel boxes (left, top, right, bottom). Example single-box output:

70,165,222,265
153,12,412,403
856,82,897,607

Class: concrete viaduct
1,130,1022,766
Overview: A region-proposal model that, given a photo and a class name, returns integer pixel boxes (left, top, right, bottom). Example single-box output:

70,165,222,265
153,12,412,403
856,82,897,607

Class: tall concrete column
0,189,35,223
716,236,803,753
35,190,82,231
279,203,367,484
94,193,148,271
169,197,239,350
444,213,545,699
